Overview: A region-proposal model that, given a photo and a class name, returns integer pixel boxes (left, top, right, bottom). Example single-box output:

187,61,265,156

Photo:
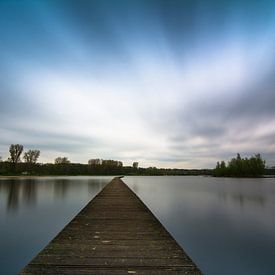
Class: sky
0,0,275,168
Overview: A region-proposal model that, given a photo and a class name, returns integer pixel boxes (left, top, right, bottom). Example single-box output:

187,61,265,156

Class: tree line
0,144,213,176
1,145,270,177
0,144,128,175
213,153,266,177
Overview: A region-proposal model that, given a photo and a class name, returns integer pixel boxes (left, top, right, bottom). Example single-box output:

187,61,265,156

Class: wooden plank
20,177,202,274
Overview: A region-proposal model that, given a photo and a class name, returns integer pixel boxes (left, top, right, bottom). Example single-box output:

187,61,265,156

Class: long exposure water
0,176,275,274
0,176,112,275
124,176,275,275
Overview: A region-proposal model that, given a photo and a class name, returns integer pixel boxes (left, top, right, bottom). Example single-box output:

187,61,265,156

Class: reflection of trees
54,179,69,199
0,179,38,212
0,177,112,212
23,179,37,205
7,180,20,211
218,192,265,208
88,179,109,194
88,179,102,194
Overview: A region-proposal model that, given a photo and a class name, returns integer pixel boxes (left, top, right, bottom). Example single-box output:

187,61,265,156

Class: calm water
0,176,113,275
0,176,275,274
124,176,275,275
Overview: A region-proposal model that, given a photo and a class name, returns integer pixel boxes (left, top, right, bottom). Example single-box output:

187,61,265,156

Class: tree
220,161,226,176
9,144,23,164
55,157,70,164
214,153,266,177
133,162,139,169
102,160,123,167
249,153,265,176
88,159,102,165
23,150,40,163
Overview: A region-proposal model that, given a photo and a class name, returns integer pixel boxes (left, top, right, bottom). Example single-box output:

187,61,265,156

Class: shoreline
0,175,274,179
0,175,116,179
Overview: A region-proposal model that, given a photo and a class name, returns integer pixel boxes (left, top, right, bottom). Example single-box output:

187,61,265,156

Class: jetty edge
20,177,202,274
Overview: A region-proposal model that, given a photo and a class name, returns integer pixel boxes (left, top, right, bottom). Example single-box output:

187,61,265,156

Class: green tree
220,161,226,176
88,159,102,165
249,153,265,176
55,157,70,164
23,150,40,164
215,153,266,177
9,144,24,164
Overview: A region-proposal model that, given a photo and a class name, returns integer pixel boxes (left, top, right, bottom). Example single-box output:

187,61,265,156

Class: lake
0,176,275,274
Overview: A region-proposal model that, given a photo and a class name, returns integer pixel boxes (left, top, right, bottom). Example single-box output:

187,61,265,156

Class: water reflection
0,177,111,213
131,183,139,194
1,179,41,211
0,176,112,275
7,180,20,211
124,176,275,275
23,179,37,206
54,179,69,199
218,192,265,207
1,176,275,275
88,179,106,193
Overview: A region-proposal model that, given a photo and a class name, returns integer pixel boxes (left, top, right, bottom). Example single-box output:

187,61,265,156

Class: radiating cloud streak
0,0,275,167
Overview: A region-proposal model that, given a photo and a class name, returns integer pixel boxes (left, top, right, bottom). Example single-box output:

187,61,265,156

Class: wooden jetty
21,177,202,274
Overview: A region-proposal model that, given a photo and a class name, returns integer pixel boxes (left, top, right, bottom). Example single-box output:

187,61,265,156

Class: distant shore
0,174,274,179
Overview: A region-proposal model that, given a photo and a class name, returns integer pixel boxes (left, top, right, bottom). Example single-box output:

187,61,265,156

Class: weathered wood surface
21,177,202,274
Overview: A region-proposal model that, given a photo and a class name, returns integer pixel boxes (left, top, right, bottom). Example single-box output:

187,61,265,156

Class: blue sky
0,0,275,168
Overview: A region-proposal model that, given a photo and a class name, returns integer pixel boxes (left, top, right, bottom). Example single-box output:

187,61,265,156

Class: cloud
0,0,275,168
